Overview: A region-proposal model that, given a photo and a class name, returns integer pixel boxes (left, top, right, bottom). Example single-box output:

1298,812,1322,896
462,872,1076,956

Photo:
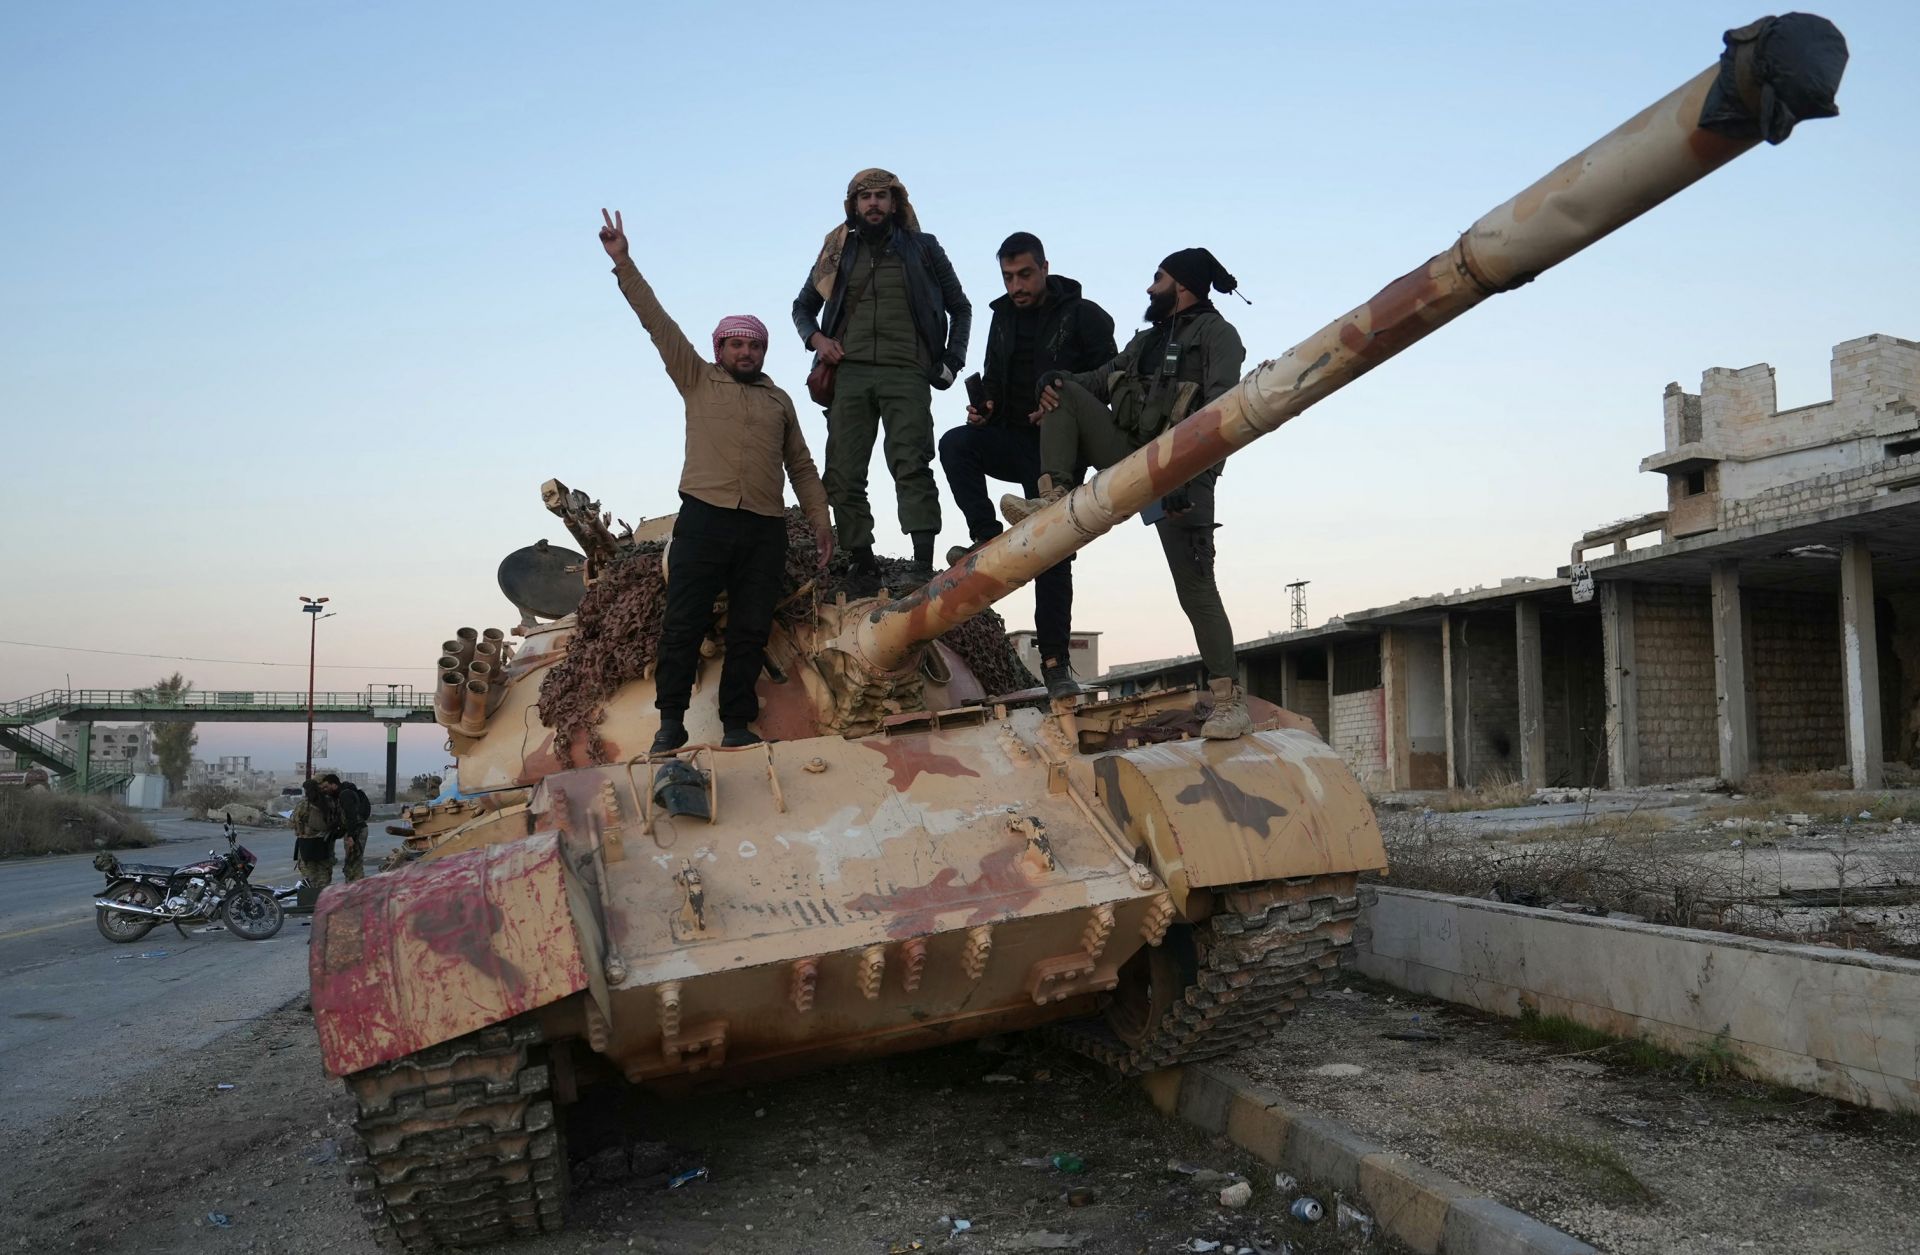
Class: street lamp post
300,596,330,779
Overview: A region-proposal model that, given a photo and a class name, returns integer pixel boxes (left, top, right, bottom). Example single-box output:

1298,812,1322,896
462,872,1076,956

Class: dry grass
0,790,156,859
1421,769,1536,813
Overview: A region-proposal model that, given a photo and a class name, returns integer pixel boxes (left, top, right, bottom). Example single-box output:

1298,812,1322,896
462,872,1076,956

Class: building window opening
1683,470,1707,497
1885,437,1920,459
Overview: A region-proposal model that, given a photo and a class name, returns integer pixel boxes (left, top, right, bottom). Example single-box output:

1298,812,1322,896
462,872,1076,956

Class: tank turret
310,18,1846,1251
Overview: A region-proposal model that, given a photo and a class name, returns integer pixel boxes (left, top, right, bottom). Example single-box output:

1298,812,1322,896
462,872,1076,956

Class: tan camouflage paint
314,49,1812,1084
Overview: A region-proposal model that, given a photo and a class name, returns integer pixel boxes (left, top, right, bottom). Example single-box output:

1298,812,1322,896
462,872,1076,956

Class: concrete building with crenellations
1102,333,1920,794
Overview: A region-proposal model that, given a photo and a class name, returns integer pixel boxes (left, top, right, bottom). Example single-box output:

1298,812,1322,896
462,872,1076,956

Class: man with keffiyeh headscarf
792,168,971,590
597,208,834,754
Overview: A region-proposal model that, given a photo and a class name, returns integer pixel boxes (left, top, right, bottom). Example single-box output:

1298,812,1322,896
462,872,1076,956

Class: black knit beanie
1160,247,1237,298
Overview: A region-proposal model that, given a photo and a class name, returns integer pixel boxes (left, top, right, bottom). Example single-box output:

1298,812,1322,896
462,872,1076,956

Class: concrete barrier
1357,887,1920,1113
1145,1065,1597,1255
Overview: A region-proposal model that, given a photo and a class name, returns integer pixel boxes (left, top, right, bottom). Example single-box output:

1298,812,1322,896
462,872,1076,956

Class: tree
408,773,443,800
138,673,197,790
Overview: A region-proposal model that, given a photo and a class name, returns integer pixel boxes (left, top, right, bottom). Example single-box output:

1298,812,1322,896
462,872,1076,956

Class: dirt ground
0,999,1396,1255
1228,978,1920,1255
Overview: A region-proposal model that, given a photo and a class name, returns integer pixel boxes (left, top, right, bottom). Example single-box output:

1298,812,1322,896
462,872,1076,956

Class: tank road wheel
345,1021,568,1251
1054,873,1362,1076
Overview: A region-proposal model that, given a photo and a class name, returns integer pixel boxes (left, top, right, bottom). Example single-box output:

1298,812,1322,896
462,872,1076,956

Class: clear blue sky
4,1,1914,775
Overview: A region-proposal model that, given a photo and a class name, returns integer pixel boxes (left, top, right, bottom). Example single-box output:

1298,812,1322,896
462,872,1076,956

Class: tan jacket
613,261,831,535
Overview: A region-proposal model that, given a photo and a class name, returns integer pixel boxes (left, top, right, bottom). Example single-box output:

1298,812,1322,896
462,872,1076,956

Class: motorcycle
92,813,284,943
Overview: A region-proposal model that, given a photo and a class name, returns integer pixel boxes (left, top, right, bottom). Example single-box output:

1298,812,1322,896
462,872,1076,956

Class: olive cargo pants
1039,382,1237,679
823,362,941,551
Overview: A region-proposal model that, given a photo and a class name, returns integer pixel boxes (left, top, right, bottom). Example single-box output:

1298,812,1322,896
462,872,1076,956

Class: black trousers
937,422,1073,661
654,496,788,725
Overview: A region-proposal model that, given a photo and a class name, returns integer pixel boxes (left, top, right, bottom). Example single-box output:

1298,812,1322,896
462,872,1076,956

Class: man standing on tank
1003,248,1253,739
597,209,835,754
793,168,970,590
938,232,1114,699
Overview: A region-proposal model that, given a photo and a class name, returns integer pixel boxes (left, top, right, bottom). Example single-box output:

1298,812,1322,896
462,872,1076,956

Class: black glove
1160,486,1193,516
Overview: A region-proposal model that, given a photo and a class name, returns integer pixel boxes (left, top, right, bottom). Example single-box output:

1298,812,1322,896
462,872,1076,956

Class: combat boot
1041,657,1082,701
907,531,937,584
722,722,762,748
1000,475,1067,525
1200,677,1252,740
946,533,995,568
846,546,883,598
651,717,689,754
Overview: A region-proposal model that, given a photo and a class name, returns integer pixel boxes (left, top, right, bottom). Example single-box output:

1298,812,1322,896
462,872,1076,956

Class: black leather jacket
980,275,1115,427
793,225,971,387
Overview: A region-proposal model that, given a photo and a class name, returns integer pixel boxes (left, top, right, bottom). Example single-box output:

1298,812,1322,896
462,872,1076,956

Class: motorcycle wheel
223,888,285,941
96,882,161,943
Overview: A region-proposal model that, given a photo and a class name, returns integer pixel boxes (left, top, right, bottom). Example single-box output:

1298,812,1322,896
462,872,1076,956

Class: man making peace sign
598,209,834,753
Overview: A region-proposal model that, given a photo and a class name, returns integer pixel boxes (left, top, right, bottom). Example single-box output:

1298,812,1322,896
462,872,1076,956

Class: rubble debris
1168,1161,1242,1187
1219,1181,1253,1208
1309,1063,1364,1078
1288,1197,1325,1223
1335,1200,1374,1239
665,1166,708,1189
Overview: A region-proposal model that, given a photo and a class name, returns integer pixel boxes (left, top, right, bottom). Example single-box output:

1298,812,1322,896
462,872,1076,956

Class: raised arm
599,208,704,394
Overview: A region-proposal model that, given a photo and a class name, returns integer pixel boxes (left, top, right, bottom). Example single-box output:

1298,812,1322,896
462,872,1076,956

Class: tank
312,18,1844,1249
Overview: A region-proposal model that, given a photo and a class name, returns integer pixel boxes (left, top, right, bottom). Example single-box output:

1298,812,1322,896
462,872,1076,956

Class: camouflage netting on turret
540,509,1037,766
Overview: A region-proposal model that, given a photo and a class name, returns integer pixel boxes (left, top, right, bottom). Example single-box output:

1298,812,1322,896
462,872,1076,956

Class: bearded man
599,208,833,753
1004,248,1252,738
792,168,970,588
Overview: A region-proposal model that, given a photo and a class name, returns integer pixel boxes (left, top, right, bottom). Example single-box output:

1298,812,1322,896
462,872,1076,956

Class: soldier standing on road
1003,248,1252,738
598,209,835,755
290,778,336,904
320,773,371,883
938,232,1115,699
793,168,970,589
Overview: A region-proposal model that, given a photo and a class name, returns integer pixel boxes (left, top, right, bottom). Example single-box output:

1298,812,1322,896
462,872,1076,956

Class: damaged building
1103,333,1920,793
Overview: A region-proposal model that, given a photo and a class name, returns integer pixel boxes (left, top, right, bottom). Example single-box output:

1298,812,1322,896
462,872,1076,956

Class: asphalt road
0,810,400,1132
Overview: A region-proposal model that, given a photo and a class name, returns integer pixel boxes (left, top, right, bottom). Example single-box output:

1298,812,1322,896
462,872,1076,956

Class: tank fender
1091,728,1385,916
310,829,601,1076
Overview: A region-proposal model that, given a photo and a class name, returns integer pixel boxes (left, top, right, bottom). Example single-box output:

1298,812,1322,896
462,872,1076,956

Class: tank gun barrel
842,15,1846,678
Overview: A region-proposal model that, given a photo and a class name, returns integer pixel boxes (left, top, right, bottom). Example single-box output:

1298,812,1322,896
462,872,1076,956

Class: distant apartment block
54,721,151,770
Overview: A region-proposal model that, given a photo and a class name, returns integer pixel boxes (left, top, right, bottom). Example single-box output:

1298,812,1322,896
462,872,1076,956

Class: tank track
1053,873,1364,1075
345,1020,568,1251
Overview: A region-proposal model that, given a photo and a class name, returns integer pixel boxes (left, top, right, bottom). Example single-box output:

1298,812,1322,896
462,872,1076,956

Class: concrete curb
1143,1064,1596,1255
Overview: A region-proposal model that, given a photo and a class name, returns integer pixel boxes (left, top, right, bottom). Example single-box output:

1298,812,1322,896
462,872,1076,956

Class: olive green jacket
1063,306,1245,445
